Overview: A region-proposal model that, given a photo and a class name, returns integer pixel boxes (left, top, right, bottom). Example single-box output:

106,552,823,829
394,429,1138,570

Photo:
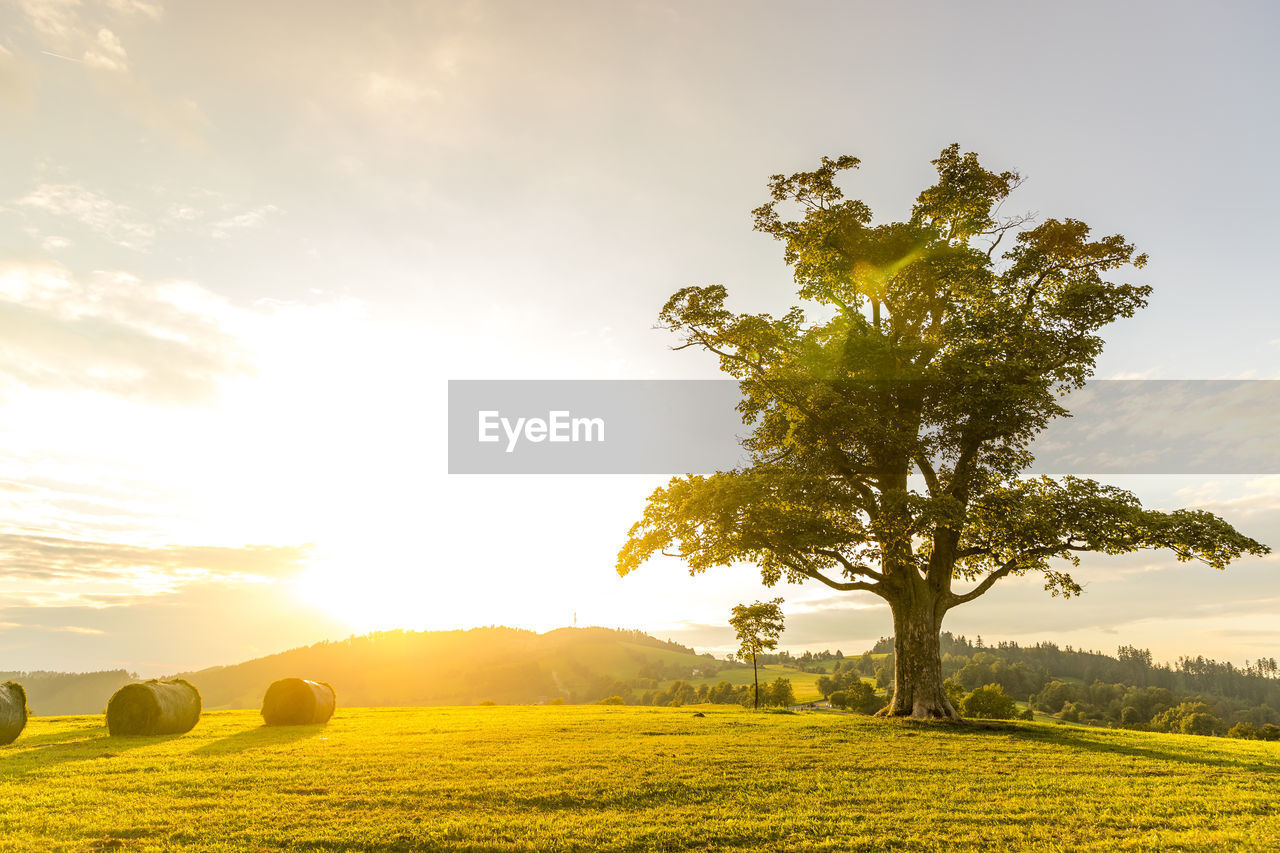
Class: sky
0,0,1277,676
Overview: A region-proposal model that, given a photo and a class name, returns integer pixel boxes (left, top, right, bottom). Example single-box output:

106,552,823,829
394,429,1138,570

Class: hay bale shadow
0,729,184,777
1,724,98,749
190,724,325,757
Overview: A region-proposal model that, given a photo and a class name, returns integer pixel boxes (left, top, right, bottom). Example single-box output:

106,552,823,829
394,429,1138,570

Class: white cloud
165,203,200,222
82,26,128,71
209,204,280,238
156,196,281,237
102,0,161,19
17,182,155,250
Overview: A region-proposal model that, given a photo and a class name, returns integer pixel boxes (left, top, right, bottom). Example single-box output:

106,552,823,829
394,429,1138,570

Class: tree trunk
752,653,759,710
882,593,959,720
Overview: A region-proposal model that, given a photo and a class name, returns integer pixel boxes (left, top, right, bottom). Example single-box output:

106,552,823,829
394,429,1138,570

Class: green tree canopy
619,145,1269,719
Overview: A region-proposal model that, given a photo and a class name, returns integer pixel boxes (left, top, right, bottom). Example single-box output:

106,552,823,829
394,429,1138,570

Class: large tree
617,146,1269,719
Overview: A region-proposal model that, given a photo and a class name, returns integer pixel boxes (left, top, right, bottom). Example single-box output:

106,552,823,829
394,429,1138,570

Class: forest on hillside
854,634,1280,737
0,670,135,716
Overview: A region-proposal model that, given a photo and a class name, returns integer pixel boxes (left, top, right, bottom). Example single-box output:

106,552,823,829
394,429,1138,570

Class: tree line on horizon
7,626,1277,737
843,633,1280,739
598,676,797,709
0,670,135,716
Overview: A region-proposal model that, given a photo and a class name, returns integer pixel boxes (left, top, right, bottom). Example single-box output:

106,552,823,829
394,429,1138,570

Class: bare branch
982,209,1036,258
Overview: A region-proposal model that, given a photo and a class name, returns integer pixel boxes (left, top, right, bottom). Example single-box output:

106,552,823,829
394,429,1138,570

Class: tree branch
914,453,941,496
812,548,885,582
794,564,883,594
946,440,981,499
947,565,1016,606
946,542,1086,606
777,552,884,595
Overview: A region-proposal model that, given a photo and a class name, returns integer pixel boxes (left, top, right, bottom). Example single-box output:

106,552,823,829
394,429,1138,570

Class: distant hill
177,627,732,710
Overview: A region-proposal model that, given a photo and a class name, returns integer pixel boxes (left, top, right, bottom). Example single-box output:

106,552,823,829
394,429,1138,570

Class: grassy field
688,663,831,701
1,706,1276,852
686,664,880,703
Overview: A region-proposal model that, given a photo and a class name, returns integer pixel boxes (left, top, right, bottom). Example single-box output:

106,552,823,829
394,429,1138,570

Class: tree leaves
619,146,1270,608
728,598,785,660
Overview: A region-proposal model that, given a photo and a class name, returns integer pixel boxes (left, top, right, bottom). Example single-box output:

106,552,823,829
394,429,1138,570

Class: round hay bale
261,678,336,726
0,681,28,745
105,678,201,736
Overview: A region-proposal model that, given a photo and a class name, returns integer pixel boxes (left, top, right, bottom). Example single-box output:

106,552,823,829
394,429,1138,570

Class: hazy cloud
12,0,162,41
7,0,198,146
17,183,155,250
942,556,1280,645
0,620,103,635
101,0,160,18
0,44,33,106
0,261,255,403
11,0,83,39
165,203,200,222
0,527,307,589
365,71,437,106
1173,476,1280,515
209,204,280,238
82,26,127,71
1030,381,1280,475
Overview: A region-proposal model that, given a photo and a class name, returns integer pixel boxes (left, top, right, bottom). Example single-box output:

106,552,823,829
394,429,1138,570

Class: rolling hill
177,626,732,710
1,627,735,715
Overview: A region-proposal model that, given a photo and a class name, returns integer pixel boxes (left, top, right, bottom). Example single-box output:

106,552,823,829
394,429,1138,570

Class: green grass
795,653,888,674
685,664,880,703
1,706,1276,851
686,664,832,701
